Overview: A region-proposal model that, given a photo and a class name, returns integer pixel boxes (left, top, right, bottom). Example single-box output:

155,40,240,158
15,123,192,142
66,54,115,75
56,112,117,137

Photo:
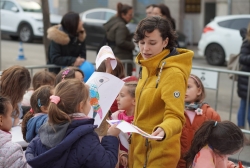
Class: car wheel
205,43,225,65
9,35,19,40
19,24,33,42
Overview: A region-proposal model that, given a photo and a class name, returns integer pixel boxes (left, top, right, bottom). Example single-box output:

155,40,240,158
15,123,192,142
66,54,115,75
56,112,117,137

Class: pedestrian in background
237,23,250,145
47,12,86,74
103,2,135,75
152,4,176,30
145,4,155,17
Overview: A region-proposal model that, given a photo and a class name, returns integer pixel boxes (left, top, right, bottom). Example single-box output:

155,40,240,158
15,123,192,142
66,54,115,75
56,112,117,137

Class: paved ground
0,37,249,166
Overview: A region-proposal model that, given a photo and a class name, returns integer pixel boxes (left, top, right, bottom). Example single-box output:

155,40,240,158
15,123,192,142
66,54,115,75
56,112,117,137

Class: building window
185,0,201,13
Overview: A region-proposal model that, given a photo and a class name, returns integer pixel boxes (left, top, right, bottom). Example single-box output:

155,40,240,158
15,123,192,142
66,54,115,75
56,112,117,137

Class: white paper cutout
106,120,163,140
86,72,124,127
96,46,117,70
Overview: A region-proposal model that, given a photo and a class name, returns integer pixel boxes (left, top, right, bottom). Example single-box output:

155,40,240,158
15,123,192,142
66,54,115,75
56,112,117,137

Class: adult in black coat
237,26,250,133
47,12,86,74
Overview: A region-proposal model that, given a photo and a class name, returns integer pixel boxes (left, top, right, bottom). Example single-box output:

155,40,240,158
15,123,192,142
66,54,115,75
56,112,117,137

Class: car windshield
18,0,41,12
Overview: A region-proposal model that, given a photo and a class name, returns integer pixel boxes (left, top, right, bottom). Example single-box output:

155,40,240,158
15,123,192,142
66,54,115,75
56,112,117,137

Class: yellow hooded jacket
129,48,193,168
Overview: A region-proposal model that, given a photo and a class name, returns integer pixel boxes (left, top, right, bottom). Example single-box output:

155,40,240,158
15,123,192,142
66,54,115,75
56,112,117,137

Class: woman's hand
151,127,166,140
73,56,85,66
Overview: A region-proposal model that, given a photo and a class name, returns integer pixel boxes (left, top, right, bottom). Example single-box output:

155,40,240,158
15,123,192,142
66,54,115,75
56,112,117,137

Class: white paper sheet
86,72,124,127
106,120,163,140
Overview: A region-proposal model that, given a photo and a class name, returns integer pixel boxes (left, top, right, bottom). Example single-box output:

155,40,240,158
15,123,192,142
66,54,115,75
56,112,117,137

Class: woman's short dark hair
134,16,177,49
61,12,80,37
117,2,132,18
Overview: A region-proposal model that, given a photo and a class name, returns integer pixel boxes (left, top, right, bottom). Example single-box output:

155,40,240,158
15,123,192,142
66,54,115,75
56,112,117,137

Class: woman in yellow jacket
129,16,194,167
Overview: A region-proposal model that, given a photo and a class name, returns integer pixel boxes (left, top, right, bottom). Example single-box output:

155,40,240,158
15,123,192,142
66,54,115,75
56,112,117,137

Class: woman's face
122,9,133,23
152,7,167,19
138,29,168,60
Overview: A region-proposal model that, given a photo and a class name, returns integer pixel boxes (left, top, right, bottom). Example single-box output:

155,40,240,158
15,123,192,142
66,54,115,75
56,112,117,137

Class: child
22,85,53,142
185,120,244,168
0,96,27,168
177,74,221,168
0,65,31,126
25,79,120,168
111,81,137,168
54,66,84,85
22,70,55,107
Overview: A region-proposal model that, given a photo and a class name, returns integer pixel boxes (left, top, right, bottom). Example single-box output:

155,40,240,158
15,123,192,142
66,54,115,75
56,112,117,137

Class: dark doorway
204,2,216,26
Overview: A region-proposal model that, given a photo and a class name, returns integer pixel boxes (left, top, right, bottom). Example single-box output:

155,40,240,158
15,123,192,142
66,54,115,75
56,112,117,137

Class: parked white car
0,0,62,42
198,15,250,65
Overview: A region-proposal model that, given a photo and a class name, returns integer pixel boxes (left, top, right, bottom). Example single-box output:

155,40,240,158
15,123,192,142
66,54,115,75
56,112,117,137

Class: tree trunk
41,0,51,63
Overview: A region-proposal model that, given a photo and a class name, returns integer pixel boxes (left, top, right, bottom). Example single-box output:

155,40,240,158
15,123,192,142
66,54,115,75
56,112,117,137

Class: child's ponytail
21,109,34,142
48,102,71,125
184,120,216,165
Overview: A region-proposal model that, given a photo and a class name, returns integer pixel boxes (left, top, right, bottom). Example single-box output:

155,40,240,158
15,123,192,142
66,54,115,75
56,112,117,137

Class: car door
1,0,20,32
220,18,250,60
83,11,105,47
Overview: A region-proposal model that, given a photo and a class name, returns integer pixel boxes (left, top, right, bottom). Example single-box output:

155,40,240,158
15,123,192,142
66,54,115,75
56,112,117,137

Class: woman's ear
163,37,169,48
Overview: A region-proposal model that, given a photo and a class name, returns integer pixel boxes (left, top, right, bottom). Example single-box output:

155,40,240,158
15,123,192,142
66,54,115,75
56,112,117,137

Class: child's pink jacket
191,145,236,168
0,129,27,168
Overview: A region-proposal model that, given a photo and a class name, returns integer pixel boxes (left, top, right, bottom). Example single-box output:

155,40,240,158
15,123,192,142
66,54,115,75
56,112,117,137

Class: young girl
111,81,137,168
0,96,27,168
25,79,120,168
54,66,84,85
22,85,53,142
185,120,244,168
0,65,31,126
177,74,221,168
22,70,55,107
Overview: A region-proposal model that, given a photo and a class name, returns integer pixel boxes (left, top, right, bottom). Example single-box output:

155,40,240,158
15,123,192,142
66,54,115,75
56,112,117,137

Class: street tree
41,0,50,63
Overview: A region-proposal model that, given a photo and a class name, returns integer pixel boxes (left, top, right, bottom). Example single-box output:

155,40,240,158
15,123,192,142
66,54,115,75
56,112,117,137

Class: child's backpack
227,53,240,81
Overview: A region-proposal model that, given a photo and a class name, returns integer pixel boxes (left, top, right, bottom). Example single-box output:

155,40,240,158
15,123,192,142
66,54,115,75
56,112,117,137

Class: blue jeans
237,99,250,127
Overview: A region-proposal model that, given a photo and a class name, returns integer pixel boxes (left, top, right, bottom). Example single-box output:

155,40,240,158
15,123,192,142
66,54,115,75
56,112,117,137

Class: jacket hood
39,121,70,148
26,118,96,167
103,16,126,32
47,25,86,45
136,48,194,86
0,130,11,148
26,114,48,142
